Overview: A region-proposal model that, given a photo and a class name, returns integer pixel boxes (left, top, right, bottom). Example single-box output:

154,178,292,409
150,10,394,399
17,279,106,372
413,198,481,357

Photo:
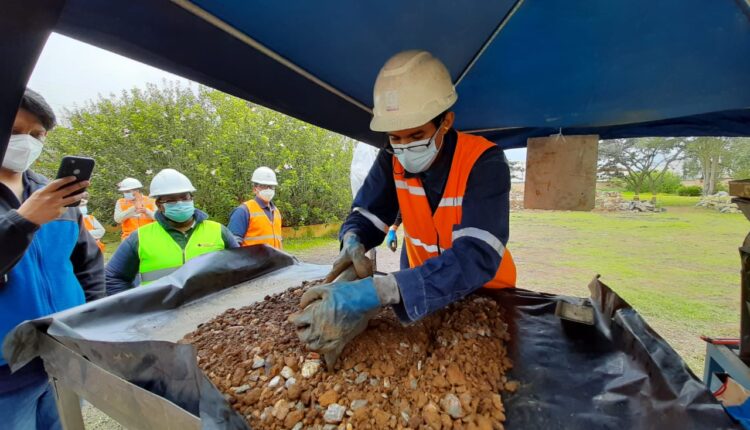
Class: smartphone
55,156,95,207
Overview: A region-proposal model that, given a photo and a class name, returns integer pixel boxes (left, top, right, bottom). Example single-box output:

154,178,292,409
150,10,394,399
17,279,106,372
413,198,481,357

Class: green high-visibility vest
137,220,224,284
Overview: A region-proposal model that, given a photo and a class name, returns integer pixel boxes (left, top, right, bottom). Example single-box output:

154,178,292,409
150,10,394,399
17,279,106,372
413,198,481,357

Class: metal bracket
555,299,595,325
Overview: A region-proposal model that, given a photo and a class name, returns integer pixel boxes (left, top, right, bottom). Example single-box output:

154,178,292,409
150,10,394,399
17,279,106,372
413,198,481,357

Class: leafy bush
677,185,702,196
37,83,355,226
622,170,683,194
656,171,683,194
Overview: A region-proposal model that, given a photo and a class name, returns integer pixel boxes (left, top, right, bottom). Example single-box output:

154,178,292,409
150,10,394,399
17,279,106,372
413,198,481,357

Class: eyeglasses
158,195,193,204
384,141,433,155
383,125,443,155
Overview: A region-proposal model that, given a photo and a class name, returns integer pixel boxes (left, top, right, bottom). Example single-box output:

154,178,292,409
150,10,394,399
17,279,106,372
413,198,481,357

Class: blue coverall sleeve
221,225,240,248
227,205,250,243
0,210,38,276
105,232,140,295
340,149,400,250
391,147,511,322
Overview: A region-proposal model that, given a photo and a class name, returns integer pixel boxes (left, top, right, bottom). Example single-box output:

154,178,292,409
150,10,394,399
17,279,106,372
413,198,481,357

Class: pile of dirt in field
183,281,516,429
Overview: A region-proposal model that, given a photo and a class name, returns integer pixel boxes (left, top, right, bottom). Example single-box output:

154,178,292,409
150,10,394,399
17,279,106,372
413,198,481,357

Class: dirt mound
183,281,515,429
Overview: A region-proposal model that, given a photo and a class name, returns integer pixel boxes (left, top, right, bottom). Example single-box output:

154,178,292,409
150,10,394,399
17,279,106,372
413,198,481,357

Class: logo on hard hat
385,91,399,112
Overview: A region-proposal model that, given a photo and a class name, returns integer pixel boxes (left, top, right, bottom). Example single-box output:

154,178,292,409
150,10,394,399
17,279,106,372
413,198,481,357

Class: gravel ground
82,402,123,429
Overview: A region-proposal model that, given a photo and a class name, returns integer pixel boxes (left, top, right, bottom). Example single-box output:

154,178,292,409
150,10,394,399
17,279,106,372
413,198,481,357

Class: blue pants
0,378,61,430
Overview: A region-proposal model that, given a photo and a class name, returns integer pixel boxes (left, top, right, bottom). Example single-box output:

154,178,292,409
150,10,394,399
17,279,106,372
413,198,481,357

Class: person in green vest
105,168,238,294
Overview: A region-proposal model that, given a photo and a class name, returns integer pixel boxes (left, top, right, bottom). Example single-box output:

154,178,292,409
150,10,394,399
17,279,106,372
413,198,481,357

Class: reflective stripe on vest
242,199,283,249
393,131,517,289
137,220,224,284
118,197,157,240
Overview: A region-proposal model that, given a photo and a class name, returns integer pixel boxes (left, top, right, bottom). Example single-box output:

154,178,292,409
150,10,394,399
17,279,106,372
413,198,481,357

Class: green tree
37,82,355,226
599,137,684,199
725,138,750,180
684,137,730,196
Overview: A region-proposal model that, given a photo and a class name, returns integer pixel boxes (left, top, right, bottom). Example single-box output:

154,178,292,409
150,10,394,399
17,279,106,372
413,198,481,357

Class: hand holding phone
17,177,90,226
55,156,95,207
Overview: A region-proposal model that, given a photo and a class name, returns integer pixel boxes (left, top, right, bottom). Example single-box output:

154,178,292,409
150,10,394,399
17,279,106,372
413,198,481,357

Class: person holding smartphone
0,89,105,428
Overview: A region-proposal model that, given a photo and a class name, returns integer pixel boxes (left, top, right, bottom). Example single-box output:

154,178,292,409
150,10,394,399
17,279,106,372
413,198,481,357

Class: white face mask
79,206,88,216
258,189,275,202
2,134,44,173
123,192,135,200
393,131,440,174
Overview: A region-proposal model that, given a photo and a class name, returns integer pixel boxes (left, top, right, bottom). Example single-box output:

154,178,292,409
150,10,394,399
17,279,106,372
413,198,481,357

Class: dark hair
430,110,448,128
20,88,56,130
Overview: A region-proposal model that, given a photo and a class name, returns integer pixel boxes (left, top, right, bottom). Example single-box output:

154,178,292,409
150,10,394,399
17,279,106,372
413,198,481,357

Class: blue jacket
340,130,511,322
105,209,239,295
227,196,278,243
0,170,105,393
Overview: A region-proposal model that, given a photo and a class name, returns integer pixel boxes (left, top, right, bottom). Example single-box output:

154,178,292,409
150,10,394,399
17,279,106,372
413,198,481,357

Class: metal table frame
41,335,200,430
704,342,750,393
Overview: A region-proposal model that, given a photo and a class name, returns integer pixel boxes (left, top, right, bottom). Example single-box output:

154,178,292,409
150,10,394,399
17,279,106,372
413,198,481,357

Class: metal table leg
51,377,85,430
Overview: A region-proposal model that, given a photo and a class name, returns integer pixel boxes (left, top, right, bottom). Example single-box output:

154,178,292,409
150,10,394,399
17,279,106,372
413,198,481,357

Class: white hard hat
251,166,278,186
149,169,196,198
370,50,457,132
118,177,143,192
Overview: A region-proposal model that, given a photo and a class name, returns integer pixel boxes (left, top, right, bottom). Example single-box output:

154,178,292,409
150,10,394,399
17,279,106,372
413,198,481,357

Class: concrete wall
524,135,599,211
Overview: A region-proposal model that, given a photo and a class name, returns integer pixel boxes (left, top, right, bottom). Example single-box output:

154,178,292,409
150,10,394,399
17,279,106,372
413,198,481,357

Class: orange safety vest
393,131,516,289
242,199,283,249
82,214,106,253
117,197,157,240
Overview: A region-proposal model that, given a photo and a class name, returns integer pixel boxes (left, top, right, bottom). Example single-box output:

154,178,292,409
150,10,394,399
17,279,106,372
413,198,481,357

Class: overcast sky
29,33,527,161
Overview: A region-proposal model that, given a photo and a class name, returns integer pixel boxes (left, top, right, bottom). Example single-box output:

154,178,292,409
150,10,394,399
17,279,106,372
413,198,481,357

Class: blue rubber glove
386,228,398,252
289,277,381,370
325,232,373,283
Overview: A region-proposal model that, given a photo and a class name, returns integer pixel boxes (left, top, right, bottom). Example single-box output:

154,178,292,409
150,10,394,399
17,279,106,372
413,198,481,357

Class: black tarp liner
3,248,738,429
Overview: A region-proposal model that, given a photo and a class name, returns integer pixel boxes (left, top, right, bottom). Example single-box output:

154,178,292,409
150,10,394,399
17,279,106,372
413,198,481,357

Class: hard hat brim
253,179,278,186
150,185,197,198
370,94,457,132
371,111,437,132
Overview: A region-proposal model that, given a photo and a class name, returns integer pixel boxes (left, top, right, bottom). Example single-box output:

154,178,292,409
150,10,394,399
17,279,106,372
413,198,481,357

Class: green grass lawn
101,231,121,261
283,234,339,253
619,191,702,207
510,204,746,372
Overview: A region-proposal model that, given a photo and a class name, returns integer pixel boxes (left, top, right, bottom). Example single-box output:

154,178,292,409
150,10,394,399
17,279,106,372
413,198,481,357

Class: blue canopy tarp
2,0,750,156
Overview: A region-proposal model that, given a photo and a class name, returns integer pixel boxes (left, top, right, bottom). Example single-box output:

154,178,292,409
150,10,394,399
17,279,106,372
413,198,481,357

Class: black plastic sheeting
3,248,738,429
493,278,738,429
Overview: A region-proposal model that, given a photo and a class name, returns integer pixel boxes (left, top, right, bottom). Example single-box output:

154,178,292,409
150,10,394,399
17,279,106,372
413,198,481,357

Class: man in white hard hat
228,166,283,249
291,50,517,369
114,177,156,241
105,169,238,294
